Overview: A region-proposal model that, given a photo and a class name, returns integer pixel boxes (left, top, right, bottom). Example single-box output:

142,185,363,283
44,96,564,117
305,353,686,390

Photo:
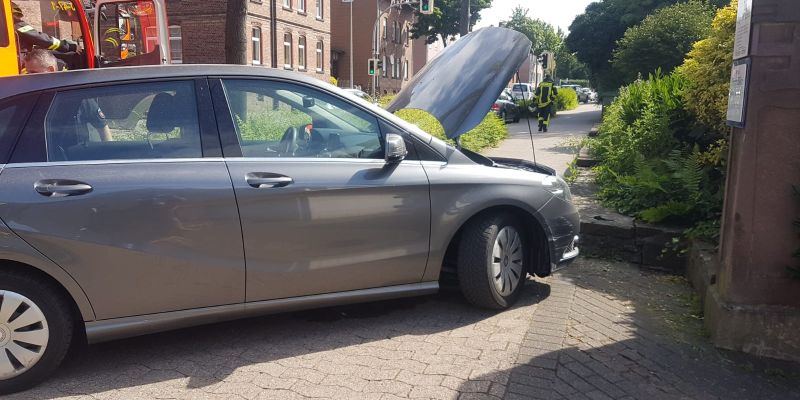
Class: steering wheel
278,126,301,156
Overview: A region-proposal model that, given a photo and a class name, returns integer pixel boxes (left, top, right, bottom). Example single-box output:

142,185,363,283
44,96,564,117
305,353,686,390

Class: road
482,104,602,176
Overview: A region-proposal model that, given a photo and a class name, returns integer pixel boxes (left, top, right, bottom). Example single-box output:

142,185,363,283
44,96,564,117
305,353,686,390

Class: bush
591,70,724,225
236,110,311,141
555,88,578,111
677,0,737,135
591,70,686,178
394,108,507,152
612,1,715,85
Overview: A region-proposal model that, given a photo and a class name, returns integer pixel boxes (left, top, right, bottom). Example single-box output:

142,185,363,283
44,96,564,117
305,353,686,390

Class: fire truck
1,0,169,77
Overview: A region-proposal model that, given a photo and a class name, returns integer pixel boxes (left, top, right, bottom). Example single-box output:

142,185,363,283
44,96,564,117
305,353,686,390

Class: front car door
0,79,245,320
211,78,431,302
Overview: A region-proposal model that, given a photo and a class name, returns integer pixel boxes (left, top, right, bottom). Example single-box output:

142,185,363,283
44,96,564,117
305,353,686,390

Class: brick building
165,0,331,81
330,0,438,95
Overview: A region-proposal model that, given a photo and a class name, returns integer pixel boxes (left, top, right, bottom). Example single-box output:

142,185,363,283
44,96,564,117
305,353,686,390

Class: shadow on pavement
463,259,800,400
11,281,552,398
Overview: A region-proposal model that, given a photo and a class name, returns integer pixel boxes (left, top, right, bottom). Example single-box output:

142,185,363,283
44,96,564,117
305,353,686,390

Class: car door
210,78,431,302
0,79,245,320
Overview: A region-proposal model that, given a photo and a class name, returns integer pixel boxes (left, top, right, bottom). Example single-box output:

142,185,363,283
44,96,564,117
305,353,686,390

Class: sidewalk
482,104,601,176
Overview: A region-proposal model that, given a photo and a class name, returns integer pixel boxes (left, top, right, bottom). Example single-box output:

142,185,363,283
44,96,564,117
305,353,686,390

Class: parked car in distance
492,89,521,123
511,83,535,101
0,28,578,393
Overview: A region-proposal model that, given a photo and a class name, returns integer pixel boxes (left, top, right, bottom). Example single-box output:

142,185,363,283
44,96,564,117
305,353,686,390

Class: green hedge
380,95,507,153
590,70,723,235
556,88,579,111
394,109,507,152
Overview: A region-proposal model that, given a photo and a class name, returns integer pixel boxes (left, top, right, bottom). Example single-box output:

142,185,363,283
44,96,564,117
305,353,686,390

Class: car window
45,81,202,162
0,99,33,163
222,79,383,159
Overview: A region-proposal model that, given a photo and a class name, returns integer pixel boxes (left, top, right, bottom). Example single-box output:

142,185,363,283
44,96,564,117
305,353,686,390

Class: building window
382,18,387,39
283,33,293,69
169,25,182,64
382,55,387,77
298,36,306,70
297,0,305,12
404,59,409,80
315,0,323,19
283,0,291,9
316,41,324,72
405,24,410,46
393,21,398,43
390,56,395,79
251,27,262,65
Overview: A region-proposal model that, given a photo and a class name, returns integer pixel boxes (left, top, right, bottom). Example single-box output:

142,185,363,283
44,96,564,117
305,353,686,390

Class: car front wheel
458,214,527,309
0,271,74,395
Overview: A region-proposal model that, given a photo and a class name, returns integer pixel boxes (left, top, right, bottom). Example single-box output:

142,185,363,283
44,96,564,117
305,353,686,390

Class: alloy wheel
0,291,49,380
491,226,524,296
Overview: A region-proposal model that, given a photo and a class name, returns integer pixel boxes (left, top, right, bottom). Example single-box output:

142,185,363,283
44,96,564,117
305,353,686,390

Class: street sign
733,0,753,60
726,59,750,127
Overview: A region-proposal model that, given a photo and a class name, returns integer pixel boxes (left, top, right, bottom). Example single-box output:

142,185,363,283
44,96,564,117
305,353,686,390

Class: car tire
499,110,507,122
0,271,74,395
457,214,527,309
513,115,520,123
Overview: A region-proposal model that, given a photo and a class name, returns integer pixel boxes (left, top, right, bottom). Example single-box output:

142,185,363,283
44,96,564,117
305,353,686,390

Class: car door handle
245,173,294,189
34,180,93,197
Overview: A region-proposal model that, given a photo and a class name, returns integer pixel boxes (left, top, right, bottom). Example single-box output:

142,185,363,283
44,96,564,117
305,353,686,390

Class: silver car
0,27,579,393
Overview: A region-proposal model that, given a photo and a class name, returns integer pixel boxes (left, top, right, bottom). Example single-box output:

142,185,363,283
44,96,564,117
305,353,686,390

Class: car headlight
542,175,572,202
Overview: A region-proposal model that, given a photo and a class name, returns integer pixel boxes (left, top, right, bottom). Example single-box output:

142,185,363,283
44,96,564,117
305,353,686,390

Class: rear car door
211,78,431,302
0,79,245,320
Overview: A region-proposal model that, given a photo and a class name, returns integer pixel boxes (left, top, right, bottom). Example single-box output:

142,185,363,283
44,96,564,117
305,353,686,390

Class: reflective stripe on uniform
17,25,35,33
47,38,61,50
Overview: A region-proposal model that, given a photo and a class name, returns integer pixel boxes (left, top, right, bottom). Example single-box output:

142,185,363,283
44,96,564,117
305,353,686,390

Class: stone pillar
710,0,800,362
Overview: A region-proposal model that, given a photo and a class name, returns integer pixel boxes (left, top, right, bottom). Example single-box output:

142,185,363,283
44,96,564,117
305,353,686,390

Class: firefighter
12,1,79,54
25,49,114,142
534,75,558,132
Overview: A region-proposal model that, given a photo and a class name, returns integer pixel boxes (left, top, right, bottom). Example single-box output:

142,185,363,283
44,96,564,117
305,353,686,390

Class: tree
410,0,491,47
499,7,560,56
612,1,715,85
566,0,729,91
677,0,737,134
225,0,248,64
499,8,589,81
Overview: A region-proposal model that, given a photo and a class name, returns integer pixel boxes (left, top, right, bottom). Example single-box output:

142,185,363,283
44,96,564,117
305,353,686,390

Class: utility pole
349,0,354,88
459,0,469,36
373,0,379,99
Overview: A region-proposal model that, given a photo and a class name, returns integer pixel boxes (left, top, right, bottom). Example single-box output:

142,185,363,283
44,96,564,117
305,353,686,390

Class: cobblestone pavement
9,259,799,400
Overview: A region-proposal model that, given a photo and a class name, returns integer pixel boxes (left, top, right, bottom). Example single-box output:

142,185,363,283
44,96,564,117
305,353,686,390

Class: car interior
226,82,384,159
45,83,202,161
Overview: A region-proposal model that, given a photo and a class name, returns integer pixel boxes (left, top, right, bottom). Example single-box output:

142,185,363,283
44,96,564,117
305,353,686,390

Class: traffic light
541,53,549,70
420,0,434,15
377,59,384,70
368,58,377,76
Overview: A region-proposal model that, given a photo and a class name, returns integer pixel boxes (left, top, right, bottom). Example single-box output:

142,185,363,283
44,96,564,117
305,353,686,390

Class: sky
474,0,599,33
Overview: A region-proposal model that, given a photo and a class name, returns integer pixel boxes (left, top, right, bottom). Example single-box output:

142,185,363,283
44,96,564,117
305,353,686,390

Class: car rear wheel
458,214,527,309
499,110,507,122
0,271,74,395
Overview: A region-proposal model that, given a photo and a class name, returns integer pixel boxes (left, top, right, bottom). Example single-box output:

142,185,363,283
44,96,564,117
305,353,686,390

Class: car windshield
512,84,528,91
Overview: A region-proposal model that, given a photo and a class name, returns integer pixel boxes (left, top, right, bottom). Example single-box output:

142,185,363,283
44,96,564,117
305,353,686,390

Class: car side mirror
384,134,408,164
302,96,315,108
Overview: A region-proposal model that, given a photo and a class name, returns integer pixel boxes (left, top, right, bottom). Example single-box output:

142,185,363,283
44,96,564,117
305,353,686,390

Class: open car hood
386,27,532,139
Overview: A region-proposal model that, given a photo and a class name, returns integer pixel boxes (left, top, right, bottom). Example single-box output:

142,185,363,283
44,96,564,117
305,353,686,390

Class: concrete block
705,285,800,363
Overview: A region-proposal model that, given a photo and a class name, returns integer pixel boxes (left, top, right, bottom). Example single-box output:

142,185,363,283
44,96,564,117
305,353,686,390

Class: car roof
0,65,333,100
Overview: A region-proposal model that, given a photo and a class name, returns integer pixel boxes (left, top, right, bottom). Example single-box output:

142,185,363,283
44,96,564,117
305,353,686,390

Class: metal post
373,0,379,99
349,0,353,88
